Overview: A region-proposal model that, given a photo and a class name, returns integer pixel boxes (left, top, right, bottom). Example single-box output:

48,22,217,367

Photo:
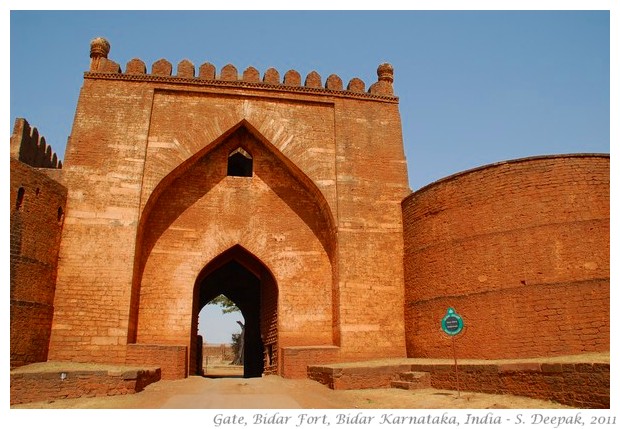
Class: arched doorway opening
191,245,278,378
197,298,245,377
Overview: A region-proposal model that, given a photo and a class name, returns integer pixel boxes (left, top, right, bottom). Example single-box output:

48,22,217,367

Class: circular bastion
402,154,609,360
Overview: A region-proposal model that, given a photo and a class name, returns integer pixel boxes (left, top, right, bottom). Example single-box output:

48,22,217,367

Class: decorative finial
90,37,110,71
377,63,394,84
90,37,110,59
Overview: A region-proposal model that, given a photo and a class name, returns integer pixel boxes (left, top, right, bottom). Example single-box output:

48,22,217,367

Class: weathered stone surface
402,155,610,360
9,38,609,390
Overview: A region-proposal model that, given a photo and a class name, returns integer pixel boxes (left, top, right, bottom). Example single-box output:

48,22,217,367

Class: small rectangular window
227,147,253,177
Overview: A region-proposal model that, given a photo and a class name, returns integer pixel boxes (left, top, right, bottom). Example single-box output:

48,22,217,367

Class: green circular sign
441,307,463,336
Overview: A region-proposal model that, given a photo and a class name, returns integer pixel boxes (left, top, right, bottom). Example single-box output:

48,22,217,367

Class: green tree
207,295,243,365
208,294,240,314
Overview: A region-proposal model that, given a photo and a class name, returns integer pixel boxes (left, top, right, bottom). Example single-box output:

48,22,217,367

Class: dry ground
12,364,572,410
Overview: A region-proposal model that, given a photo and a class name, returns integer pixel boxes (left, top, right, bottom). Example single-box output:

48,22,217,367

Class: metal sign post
441,307,464,397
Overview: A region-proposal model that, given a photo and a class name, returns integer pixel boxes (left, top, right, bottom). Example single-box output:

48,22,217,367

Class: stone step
391,371,431,390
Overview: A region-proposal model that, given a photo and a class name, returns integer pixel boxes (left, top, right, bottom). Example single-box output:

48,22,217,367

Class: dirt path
12,373,571,409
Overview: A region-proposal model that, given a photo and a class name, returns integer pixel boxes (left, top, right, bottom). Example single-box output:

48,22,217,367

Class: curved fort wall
10,119,66,368
402,154,610,359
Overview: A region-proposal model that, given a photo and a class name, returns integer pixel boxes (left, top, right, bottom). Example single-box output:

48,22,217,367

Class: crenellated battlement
87,37,397,100
10,118,62,169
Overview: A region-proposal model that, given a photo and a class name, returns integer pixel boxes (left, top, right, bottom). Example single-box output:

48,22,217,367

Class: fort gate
32,38,410,379
10,38,609,386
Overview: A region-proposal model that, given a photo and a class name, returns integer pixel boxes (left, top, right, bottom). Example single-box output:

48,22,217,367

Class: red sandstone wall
48,77,153,364
280,346,340,379
333,98,410,361
10,118,63,169
125,344,187,380
202,344,234,363
136,118,336,354
402,155,610,359
48,44,410,376
10,367,161,405
10,159,67,368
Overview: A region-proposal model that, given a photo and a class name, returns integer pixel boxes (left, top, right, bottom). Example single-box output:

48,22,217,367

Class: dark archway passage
200,261,262,377
191,246,278,378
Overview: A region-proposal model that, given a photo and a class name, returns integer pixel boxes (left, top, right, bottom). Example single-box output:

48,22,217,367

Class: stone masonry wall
10,366,161,405
334,97,410,361
125,344,187,380
202,344,234,364
280,346,340,379
308,360,609,408
47,38,410,376
10,118,63,169
424,361,610,409
135,117,336,355
402,155,610,359
12,37,610,384
47,75,153,364
10,156,67,368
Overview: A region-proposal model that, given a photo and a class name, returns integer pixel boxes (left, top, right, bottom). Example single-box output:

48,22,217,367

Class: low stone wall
203,343,234,365
308,357,609,409
280,346,340,378
125,344,187,380
308,363,412,390
10,365,160,405
423,362,609,409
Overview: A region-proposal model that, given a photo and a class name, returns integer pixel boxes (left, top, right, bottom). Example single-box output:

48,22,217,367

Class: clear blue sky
8,8,613,344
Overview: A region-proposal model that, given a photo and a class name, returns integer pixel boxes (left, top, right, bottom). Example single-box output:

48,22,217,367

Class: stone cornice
84,72,400,104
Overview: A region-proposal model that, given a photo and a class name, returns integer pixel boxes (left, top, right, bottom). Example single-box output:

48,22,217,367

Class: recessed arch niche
128,121,337,376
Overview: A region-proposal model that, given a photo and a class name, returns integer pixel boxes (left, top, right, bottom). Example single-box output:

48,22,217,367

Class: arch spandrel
138,122,336,267
140,92,337,217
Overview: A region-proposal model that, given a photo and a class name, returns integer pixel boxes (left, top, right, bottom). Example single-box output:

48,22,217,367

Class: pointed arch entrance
129,120,338,379
192,245,278,378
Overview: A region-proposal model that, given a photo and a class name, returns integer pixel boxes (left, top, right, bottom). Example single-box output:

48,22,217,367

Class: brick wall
280,346,340,379
402,155,610,359
136,126,335,352
47,38,410,378
125,344,187,380
309,360,609,408
47,75,154,364
10,118,63,169
422,362,609,409
10,367,161,405
203,344,234,364
10,158,67,368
